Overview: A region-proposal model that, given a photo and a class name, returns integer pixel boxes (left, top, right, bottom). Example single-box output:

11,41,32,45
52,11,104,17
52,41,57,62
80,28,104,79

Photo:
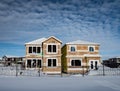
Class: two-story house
25,36,62,74
62,40,101,74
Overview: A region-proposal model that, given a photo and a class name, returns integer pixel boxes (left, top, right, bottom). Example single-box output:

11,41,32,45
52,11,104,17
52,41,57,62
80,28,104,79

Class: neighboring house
62,40,101,74
25,36,62,74
0,57,2,61
0,57,2,64
2,55,25,66
103,57,120,68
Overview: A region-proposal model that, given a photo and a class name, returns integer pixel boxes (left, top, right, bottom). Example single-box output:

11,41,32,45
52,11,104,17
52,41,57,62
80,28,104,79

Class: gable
43,36,62,44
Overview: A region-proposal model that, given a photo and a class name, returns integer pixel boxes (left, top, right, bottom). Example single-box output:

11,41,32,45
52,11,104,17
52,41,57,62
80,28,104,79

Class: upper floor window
71,46,76,52
29,47,32,53
28,47,41,53
89,46,94,52
48,45,56,53
70,45,76,52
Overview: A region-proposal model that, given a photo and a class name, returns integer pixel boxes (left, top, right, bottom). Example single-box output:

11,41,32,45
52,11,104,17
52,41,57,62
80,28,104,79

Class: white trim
44,71,61,74
77,50,98,52
68,68,87,71
46,58,58,67
46,44,58,54
84,54,101,57
66,55,84,58
43,55,61,57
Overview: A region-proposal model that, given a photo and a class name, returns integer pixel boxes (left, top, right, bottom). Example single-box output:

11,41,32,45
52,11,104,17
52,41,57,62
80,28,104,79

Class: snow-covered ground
0,76,120,91
0,65,120,77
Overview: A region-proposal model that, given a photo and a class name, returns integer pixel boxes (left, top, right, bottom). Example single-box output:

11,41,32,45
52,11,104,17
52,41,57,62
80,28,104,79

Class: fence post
82,66,84,77
103,63,105,76
61,65,63,77
38,65,40,77
16,62,18,76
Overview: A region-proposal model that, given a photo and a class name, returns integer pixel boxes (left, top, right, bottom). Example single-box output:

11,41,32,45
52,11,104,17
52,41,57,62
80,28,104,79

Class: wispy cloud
0,0,120,58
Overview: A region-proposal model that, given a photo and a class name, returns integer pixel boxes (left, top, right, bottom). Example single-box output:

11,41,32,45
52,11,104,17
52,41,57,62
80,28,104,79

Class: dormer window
89,46,94,52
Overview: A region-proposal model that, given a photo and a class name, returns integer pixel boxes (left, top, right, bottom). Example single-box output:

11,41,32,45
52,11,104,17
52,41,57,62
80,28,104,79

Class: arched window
71,60,81,66
70,46,76,52
89,47,94,52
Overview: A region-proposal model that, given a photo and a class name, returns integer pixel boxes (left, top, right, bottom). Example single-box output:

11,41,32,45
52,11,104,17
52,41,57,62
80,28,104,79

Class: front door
89,60,99,70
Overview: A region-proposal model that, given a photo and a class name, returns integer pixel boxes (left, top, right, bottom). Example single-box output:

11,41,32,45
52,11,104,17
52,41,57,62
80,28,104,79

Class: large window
89,46,94,52
48,59,57,67
71,60,81,66
27,59,41,68
27,59,32,68
48,45,56,53
28,47,41,53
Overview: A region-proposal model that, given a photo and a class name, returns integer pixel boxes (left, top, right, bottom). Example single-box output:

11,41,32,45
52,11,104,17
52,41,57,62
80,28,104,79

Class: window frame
69,45,76,52
28,46,41,54
47,58,57,67
88,46,95,52
71,60,81,66
47,44,58,54
27,58,42,68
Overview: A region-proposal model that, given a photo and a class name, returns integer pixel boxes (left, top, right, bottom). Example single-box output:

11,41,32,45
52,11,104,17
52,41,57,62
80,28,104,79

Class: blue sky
0,0,120,59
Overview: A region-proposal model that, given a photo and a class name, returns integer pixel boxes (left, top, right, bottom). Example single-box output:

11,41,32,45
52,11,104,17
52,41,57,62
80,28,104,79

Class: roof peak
25,36,62,45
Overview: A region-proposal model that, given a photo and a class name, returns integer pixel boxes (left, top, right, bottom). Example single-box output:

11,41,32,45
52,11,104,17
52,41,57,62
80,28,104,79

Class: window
53,45,56,52
29,47,32,53
37,59,41,68
28,47,41,54
27,59,31,68
37,47,41,53
48,45,57,53
27,59,41,68
48,45,52,52
48,59,57,67
33,47,36,53
71,60,81,66
89,46,94,52
71,46,76,52
32,59,36,67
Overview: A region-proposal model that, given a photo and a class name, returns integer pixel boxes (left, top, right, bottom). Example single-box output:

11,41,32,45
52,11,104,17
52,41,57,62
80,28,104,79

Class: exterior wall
25,44,42,57
42,37,62,74
62,44,101,74
67,45,99,56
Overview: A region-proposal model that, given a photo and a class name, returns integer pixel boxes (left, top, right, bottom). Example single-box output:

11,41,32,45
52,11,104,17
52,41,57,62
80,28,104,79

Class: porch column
25,60,27,68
